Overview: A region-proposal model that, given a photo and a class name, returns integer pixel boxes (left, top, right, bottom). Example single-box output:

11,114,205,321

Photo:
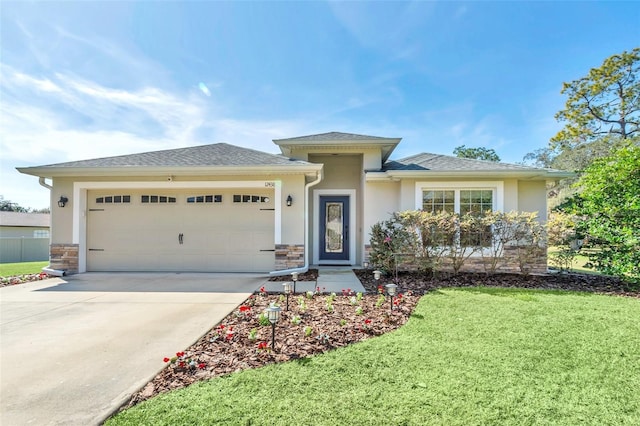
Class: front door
319,196,350,261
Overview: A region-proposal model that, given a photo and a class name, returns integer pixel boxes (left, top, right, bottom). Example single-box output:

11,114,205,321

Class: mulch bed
268,269,319,281
354,269,640,298
120,288,417,411
0,273,51,288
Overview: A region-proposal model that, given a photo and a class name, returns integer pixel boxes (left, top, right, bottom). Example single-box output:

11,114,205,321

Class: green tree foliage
524,48,640,172
552,47,639,149
0,196,49,213
571,145,640,284
453,145,501,162
0,196,28,212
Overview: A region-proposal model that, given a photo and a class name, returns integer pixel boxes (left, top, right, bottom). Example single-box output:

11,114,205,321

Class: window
422,190,455,213
141,195,176,203
232,195,270,203
33,230,50,238
418,183,502,248
96,195,131,204
187,195,223,203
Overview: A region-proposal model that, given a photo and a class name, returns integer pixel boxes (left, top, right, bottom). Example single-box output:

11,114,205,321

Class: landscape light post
282,282,293,311
266,304,281,349
385,283,398,312
291,272,298,294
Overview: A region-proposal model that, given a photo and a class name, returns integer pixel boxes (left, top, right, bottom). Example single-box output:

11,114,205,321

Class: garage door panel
87,189,275,272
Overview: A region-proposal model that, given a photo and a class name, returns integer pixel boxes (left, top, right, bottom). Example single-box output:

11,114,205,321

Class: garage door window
233,195,270,203
187,195,223,203
96,195,131,204
141,195,177,203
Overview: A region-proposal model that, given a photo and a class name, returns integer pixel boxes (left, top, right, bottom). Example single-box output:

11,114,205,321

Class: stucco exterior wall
363,180,400,244
51,178,75,244
517,180,548,221
0,226,49,238
503,179,518,212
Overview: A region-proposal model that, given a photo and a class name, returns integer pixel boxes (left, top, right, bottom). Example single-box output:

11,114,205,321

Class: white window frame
414,181,504,213
415,181,504,254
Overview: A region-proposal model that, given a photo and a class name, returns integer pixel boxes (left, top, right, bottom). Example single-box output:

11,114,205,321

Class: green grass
548,246,601,275
0,261,48,277
108,288,640,425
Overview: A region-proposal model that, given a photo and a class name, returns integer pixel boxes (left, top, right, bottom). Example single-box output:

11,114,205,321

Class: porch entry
318,196,350,261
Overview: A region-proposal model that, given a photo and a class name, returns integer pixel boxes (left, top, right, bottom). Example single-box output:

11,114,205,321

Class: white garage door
86,189,275,272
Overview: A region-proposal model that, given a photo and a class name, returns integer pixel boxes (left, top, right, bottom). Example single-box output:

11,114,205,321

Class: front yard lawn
0,261,48,277
108,288,640,425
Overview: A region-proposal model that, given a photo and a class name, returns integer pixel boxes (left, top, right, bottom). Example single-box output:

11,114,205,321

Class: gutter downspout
38,177,52,190
269,170,322,277
38,178,66,276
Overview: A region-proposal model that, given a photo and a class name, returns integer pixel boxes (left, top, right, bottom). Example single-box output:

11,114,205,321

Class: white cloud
0,65,310,208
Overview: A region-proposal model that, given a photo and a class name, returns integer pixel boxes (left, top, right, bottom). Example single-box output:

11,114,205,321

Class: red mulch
120,288,417,411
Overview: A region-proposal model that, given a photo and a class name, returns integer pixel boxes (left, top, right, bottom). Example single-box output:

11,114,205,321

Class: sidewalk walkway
263,267,366,295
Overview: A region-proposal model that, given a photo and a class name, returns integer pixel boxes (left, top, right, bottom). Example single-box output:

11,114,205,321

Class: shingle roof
274,131,395,142
383,153,547,172
34,143,310,168
0,212,50,227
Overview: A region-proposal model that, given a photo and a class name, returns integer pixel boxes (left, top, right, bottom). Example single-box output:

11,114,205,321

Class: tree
524,48,640,171
571,145,640,284
0,196,28,212
0,196,49,213
552,47,639,150
453,145,500,162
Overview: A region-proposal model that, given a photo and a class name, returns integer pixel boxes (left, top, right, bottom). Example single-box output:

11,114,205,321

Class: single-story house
0,212,50,238
0,212,51,263
17,132,571,274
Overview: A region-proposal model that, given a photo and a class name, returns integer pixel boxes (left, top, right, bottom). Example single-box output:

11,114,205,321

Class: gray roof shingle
35,143,310,168
383,152,549,172
274,132,396,143
0,212,50,227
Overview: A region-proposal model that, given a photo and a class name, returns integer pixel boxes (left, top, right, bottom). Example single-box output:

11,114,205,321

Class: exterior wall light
58,196,68,208
282,282,293,311
266,303,281,349
386,283,398,311
286,195,293,206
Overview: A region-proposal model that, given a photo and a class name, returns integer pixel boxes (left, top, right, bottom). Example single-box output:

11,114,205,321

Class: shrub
369,210,547,275
547,212,581,272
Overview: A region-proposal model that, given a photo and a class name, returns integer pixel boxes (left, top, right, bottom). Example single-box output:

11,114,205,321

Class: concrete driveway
0,272,266,425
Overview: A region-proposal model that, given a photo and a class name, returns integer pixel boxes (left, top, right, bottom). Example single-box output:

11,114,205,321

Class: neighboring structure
17,132,572,274
0,212,51,263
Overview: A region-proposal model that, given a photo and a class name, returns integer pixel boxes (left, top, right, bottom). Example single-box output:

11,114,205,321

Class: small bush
369,210,547,275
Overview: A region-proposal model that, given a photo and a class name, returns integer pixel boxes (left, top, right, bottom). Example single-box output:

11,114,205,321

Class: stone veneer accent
366,244,547,275
50,243,79,274
274,244,305,270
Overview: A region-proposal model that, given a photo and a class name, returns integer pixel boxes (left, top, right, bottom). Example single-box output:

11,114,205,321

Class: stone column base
50,243,79,274
275,244,304,270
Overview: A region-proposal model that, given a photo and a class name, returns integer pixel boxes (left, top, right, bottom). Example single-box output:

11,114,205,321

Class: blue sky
1,1,638,209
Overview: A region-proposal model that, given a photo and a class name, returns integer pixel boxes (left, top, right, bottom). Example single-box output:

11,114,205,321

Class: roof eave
366,169,575,181
16,164,323,179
